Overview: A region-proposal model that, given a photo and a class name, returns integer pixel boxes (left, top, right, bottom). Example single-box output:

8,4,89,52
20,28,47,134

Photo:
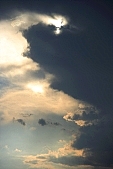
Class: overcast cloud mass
0,0,112,169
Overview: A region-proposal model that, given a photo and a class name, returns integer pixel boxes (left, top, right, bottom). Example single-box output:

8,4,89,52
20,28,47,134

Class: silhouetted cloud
38,118,47,126
71,114,113,167
16,119,26,126
63,107,99,126
38,118,61,127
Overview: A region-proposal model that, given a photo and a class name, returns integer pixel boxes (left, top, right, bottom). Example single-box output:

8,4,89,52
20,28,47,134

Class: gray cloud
16,119,26,126
38,118,61,127
38,118,47,126
50,155,85,166
71,114,113,167
74,110,99,126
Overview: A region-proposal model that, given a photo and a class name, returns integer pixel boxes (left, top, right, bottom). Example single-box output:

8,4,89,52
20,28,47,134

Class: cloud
63,106,99,126
71,113,113,168
15,148,22,152
53,122,60,126
38,118,61,127
16,119,26,126
38,118,47,126
38,117,62,127
23,142,89,169
10,12,69,34
23,154,55,169
0,10,94,131
50,155,85,166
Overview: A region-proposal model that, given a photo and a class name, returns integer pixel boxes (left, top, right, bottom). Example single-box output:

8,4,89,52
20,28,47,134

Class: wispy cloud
16,119,26,126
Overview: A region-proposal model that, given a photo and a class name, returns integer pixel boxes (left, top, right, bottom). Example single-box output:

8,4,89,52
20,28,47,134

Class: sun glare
27,83,44,93
0,32,28,65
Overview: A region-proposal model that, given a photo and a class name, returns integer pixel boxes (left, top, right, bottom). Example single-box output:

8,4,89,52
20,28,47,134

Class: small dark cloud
50,121,61,126
53,122,60,126
38,118,47,126
38,118,61,127
20,113,33,117
16,119,26,126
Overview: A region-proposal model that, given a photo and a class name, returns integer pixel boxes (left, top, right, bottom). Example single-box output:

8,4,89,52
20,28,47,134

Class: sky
0,0,113,169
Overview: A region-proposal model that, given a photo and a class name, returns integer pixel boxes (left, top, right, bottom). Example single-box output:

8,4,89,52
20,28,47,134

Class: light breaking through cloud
0,11,92,125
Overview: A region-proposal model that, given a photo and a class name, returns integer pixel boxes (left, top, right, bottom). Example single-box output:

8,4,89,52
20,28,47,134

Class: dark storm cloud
71,113,113,167
25,4,112,112
16,119,26,126
23,2,112,167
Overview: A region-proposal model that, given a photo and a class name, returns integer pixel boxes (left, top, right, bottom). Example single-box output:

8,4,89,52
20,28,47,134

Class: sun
27,83,44,93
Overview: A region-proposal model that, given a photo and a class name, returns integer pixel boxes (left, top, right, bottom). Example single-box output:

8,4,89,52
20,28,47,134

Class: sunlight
48,15,69,35
27,83,44,93
52,18,63,28
0,31,28,66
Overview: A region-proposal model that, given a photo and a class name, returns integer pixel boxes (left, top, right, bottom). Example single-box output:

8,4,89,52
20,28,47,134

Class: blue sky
0,0,113,169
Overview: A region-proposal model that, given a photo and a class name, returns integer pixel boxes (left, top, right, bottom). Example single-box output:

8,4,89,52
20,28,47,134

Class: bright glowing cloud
0,11,92,126
11,12,69,34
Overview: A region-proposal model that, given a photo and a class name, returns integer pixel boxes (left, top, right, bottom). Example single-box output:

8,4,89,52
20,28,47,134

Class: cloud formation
38,118,47,126
16,119,26,126
0,11,89,125
63,106,98,126
71,113,113,168
38,118,61,127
